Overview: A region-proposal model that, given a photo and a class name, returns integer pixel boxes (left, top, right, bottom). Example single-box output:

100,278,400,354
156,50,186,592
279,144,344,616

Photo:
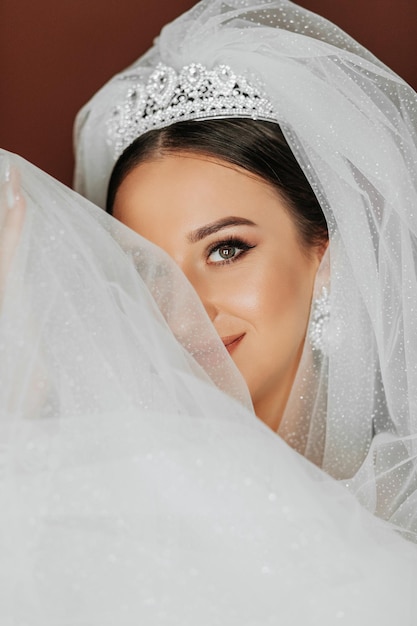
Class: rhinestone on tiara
107,62,277,159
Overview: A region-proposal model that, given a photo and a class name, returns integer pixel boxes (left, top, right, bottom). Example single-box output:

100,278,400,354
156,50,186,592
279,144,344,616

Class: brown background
1,0,416,187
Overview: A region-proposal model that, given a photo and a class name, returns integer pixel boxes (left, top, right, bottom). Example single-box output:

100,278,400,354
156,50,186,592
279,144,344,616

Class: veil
2,0,417,622
1,149,417,625
74,0,417,540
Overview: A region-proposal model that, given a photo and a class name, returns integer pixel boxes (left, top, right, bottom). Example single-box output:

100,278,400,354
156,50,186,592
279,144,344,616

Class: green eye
218,245,237,259
207,238,255,264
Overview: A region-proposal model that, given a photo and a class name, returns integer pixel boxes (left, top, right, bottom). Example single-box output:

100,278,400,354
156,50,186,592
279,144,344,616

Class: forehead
113,152,286,230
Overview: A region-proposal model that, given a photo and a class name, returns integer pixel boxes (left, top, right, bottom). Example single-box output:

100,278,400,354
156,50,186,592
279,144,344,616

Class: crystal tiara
107,62,277,159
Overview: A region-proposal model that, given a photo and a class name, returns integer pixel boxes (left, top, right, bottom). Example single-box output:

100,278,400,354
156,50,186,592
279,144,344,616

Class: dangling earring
309,286,330,354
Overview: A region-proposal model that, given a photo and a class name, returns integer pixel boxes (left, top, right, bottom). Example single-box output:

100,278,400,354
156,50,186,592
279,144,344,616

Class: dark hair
106,118,328,249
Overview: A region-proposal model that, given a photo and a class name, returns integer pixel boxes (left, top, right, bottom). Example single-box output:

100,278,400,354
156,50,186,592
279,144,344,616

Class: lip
221,333,245,354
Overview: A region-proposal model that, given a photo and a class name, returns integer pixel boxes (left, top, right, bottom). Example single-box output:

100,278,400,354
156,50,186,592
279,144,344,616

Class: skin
0,163,48,417
113,152,326,431
0,164,26,304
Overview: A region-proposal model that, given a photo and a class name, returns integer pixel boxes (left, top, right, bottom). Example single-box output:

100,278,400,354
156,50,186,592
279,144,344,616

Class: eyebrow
187,216,257,243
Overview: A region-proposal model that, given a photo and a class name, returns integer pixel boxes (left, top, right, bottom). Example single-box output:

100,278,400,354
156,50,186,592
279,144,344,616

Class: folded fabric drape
1,149,417,624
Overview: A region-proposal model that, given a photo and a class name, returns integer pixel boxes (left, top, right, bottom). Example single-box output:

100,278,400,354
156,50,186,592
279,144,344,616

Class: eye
210,244,239,262
207,238,254,265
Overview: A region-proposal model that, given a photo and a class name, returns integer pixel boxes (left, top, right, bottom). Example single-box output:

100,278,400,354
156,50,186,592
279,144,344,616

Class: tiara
107,62,277,159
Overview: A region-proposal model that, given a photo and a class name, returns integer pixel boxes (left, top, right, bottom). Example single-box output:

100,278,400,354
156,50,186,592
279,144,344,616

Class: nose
180,265,218,323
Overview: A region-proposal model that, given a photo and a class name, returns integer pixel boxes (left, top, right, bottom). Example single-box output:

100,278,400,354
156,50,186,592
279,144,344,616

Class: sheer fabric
1,150,417,624
74,0,417,540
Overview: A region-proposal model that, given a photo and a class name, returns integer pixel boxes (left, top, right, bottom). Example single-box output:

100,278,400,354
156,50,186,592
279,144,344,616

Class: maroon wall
0,0,196,185
1,0,416,187
298,0,417,88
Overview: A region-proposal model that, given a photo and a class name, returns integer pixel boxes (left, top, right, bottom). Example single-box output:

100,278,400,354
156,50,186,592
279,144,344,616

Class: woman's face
113,153,325,430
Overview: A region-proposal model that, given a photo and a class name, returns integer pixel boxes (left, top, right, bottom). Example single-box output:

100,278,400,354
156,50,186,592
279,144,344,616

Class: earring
309,286,330,354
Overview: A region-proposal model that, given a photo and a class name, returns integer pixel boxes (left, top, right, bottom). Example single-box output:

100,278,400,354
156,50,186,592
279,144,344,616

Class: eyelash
206,237,255,266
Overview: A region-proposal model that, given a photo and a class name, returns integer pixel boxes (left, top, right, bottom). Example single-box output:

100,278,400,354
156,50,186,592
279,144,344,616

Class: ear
315,238,329,263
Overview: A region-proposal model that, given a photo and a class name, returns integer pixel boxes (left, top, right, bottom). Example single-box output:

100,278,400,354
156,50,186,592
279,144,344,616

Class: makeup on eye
206,236,256,265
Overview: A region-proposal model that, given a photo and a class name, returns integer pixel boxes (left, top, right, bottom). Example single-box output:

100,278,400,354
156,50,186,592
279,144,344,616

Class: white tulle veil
74,0,417,539
1,151,417,624
2,0,417,623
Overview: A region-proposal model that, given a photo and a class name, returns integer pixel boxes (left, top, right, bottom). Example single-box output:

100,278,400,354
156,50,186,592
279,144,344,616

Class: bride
1,1,417,623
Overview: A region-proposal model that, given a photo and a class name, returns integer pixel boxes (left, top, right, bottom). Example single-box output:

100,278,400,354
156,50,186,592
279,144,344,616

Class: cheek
237,259,314,332
208,255,315,337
